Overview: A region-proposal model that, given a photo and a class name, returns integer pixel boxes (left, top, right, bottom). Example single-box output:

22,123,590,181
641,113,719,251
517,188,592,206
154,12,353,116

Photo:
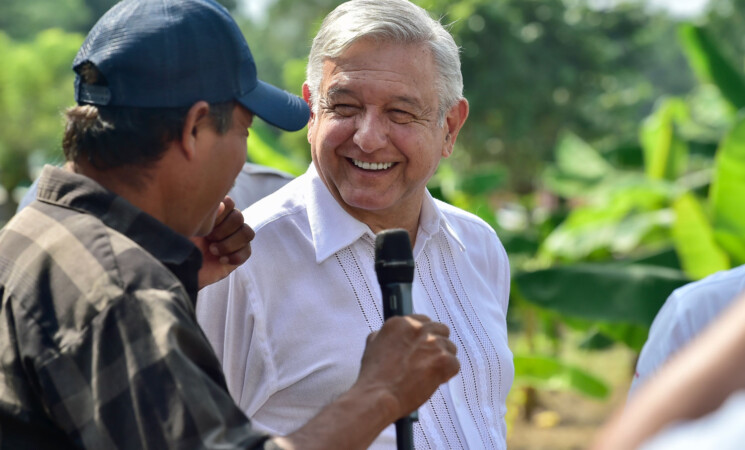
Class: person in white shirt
628,264,745,396
593,291,745,450
197,0,514,448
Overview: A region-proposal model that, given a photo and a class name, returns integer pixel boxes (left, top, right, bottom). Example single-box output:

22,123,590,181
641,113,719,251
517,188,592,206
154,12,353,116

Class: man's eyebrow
325,88,422,107
390,95,423,109
324,86,354,99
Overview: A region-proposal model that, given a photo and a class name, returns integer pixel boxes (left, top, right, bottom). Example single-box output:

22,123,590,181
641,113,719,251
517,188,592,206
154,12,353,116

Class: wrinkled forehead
320,40,436,91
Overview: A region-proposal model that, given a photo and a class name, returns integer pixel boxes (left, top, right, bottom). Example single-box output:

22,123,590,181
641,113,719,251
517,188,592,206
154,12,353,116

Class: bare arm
274,315,459,449
592,291,745,450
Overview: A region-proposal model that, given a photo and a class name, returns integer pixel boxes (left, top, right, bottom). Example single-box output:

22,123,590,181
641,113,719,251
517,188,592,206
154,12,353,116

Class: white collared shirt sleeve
630,265,745,396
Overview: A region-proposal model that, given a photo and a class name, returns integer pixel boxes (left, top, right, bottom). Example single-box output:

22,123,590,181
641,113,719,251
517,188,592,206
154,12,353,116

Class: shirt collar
304,164,466,262
305,164,373,263
413,188,466,257
37,165,202,301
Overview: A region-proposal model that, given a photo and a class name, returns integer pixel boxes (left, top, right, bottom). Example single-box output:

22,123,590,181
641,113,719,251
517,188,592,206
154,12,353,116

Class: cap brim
238,80,310,132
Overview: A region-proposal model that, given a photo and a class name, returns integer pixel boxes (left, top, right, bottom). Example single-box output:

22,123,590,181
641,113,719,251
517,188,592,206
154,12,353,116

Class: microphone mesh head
374,229,414,284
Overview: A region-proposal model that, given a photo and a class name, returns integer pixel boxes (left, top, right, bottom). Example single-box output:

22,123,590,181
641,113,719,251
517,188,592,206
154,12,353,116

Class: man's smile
350,158,395,171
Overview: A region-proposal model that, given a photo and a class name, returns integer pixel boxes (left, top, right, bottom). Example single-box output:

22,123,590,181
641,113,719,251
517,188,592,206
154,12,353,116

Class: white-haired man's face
304,38,467,233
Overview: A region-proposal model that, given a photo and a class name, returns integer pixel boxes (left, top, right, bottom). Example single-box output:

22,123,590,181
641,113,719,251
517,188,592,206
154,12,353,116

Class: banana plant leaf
678,24,745,111
639,98,688,181
513,354,610,399
513,263,690,327
672,192,730,280
709,116,745,265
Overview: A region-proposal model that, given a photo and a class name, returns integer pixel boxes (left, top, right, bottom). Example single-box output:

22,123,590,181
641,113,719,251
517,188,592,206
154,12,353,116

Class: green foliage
0,0,236,39
247,123,309,176
506,12,745,399
513,264,688,327
678,24,745,111
0,0,91,39
640,98,689,180
513,354,609,399
0,29,82,195
671,193,729,279
709,116,745,265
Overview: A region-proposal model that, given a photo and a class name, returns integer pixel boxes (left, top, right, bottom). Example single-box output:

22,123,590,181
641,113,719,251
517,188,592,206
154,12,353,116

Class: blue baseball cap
73,0,309,131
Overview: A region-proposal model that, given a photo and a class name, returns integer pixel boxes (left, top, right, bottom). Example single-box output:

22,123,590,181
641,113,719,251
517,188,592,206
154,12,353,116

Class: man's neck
70,160,167,229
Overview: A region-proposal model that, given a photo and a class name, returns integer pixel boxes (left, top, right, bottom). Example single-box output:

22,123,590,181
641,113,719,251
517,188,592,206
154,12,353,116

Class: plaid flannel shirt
0,166,272,449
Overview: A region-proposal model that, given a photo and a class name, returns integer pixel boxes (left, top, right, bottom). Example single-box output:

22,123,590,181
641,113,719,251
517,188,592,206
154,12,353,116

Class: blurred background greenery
3,0,745,446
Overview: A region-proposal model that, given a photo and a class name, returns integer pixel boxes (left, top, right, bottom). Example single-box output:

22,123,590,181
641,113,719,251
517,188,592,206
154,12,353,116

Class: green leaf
578,329,615,351
542,131,616,198
456,164,507,196
672,192,730,279
595,322,649,352
513,354,610,399
640,98,689,180
557,315,650,351
678,24,745,110
246,125,307,176
710,115,745,265
542,166,599,198
625,246,681,270
542,204,673,261
555,130,614,181
513,263,690,326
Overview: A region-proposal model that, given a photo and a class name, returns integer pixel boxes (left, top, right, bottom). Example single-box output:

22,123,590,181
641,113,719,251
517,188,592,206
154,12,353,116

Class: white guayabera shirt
197,163,514,450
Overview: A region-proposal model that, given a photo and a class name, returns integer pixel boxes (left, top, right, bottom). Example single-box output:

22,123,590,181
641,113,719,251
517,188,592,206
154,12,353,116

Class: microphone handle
381,282,417,450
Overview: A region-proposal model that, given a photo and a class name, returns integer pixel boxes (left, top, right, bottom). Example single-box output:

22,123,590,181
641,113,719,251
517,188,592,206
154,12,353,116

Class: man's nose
353,110,388,153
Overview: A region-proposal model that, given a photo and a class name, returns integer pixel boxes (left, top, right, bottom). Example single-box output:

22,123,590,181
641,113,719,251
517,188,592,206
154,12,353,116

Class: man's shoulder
1,204,179,349
243,175,308,231
649,264,745,343
668,264,745,313
1,202,179,312
631,265,745,394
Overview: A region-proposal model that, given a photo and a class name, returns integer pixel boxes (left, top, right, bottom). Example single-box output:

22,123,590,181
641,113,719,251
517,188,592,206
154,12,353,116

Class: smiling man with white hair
198,0,514,447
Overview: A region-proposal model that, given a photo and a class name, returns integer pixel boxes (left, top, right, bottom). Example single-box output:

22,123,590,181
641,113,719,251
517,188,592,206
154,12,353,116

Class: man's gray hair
306,0,463,125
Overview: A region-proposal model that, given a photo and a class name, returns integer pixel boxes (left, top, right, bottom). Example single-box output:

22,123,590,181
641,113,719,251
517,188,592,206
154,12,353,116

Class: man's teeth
352,159,394,170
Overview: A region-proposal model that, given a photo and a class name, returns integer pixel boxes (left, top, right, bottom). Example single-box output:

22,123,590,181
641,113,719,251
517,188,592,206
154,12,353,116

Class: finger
218,196,236,221
216,239,253,266
438,352,460,380
207,208,248,242
421,321,451,338
407,314,432,324
208,223,255,259
439,336,457,356
366,331,379,345
211,196,236,229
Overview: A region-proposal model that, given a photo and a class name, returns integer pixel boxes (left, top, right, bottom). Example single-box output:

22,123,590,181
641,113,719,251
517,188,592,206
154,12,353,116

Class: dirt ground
506,344,636,449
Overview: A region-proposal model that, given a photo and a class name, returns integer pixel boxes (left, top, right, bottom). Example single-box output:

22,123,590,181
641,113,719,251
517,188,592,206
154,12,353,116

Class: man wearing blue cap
0,0,459,448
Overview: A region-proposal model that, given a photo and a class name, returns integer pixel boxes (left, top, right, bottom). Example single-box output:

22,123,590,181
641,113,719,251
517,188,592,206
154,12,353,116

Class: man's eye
390,109,415,123
332,104,359,116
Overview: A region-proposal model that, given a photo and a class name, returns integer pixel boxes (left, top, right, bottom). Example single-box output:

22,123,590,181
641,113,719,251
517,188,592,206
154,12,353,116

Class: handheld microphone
374,229,417,450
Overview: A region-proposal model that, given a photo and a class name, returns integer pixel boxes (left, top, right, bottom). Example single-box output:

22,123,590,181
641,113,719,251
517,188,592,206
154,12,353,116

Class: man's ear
180,101,212,160
442,98,469,158
302,82,315,143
